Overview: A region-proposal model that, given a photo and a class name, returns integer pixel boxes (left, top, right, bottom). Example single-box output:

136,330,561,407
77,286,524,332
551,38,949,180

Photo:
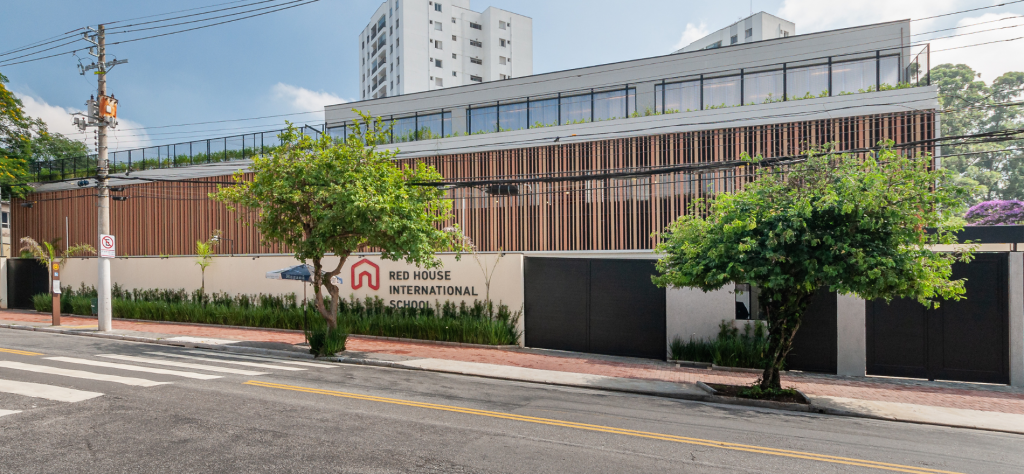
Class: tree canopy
212,113,464,328
653,144,974,389
932,63,1024,203
0,72,42,198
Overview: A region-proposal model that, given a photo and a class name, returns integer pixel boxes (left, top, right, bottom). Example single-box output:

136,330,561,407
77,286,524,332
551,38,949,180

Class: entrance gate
524,257,666,360
866,253,1009,384
6,259,49,310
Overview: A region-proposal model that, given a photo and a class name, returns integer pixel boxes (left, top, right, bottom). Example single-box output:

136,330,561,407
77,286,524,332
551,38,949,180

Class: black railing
28,125,324,183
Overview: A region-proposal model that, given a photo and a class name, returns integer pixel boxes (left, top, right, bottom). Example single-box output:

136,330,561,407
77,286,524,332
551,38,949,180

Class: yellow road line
244,380,962,474
0,348,43,356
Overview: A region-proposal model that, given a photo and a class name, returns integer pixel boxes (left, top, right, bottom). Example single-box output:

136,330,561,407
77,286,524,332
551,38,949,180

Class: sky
1,0,1022,154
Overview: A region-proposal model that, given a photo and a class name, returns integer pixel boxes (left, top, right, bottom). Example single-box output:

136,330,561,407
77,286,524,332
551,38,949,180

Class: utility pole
75,24,126,332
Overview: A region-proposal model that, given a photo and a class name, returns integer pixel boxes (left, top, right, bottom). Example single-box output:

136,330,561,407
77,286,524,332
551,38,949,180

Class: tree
0,72,42,199
931,63,1024,203
653,144,974,390
194,230,221,295
964,200,1024,225
31,132,89,163
19,236,97,289
213,114,465,329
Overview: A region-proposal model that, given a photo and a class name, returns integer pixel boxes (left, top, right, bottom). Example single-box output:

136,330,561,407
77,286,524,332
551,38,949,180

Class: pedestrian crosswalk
0,346,337,420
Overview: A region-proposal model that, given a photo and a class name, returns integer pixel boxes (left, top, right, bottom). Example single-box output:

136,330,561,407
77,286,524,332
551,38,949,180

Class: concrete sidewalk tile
812,396,1024,434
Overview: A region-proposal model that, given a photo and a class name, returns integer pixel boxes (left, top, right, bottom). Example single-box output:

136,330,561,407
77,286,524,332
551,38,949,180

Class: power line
105,0,257,25
914,0,1024,21
107,0,320,46
107,0,284,29
108,0,303,35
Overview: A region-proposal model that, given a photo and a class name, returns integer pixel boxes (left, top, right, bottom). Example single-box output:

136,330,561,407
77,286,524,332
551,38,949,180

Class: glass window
469,106,497,134
392,116,418,143
593,88,635,121
528,98,558,128
705,41,721,50
499,102,527,131
832,58,876,94
1,211,8,228
703,76,741,109
786,64,828,99
880,55,900,87
434,3,442,12
730,35,737,44
744,70,784,104
470,75,482,82
656,81,700,113
327,125,347,142
470,22,482,30
745,28,752,38
418,113,444,139
434,22,442,31
560,94,591,124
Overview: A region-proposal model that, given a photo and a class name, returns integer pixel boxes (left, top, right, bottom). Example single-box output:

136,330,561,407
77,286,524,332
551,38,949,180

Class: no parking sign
99,234,115,258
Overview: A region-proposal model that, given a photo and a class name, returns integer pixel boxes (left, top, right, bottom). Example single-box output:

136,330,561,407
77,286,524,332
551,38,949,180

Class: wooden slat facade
12,111,934,256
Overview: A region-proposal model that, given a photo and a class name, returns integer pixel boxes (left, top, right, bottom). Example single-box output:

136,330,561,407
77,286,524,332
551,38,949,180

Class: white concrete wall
1010,252,1023,387
666,286,734,349
56,253,525,314
0,258,7,309
836,293,866,376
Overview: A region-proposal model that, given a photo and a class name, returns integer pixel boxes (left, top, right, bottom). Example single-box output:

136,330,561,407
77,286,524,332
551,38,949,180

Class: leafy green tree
931,63,1024,203
213,113,465,329
653,145,974,390
32,131,89,163
0,72,42,198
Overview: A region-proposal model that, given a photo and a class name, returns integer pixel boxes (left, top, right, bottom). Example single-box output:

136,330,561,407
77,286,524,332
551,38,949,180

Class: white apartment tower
675,12,795,53
359,0,533,100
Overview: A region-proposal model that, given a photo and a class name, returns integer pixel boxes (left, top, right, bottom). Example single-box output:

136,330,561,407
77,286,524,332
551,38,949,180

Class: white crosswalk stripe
182,350,336,368
0,409,22,417
45,357,223,380
144,352,306,371
97,354,267,376
0,361,169,387
0,378,104,402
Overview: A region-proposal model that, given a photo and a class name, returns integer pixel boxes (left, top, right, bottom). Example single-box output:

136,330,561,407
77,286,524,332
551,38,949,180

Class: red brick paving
4,309,1023,415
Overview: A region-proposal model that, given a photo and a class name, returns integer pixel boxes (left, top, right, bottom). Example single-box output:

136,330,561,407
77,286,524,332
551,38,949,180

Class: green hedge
35,284,521,346
669,320,771,369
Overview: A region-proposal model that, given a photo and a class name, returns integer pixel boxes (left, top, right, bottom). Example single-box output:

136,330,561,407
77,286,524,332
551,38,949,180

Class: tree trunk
310,258,335,329
758,290,810,390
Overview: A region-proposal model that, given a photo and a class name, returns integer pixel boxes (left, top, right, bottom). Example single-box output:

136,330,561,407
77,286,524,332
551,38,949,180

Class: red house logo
351,259,380,290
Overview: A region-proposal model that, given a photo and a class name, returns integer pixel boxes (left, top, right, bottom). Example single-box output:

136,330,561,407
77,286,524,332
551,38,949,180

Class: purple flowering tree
964,200,1024,225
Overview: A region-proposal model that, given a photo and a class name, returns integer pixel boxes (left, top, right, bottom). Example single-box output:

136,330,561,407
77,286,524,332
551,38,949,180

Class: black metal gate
786,289,838,373
524,257,666,360
6,259,49,310
866,253,1009,384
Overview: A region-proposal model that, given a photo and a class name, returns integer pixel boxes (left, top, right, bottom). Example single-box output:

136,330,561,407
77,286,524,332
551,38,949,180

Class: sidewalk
3,309,1023,434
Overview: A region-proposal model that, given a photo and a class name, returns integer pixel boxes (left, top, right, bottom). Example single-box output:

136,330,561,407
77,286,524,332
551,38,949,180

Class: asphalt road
1,329,1021,474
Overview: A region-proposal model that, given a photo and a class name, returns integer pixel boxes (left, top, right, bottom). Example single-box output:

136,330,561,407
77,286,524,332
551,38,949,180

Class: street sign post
99,234,115,258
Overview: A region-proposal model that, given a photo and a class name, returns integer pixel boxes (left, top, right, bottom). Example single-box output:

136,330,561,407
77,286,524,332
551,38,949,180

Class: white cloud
931,13,1024,83
271,83,347,113
14,92,151,152
673,22,711,51
776,0,1024,84
777,0,963,33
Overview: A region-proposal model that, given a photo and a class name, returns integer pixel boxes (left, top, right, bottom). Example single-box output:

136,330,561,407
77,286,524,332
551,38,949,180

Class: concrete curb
25,312,520,350
3,324,1019,434
0,323,314,359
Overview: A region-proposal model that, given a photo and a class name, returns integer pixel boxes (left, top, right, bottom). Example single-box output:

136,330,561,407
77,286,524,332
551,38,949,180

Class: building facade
19,20,1008,383
359,0,533,100
675,12,795,53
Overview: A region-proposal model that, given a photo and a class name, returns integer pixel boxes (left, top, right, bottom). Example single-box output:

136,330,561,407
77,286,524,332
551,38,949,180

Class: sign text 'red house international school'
342,255,523,309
